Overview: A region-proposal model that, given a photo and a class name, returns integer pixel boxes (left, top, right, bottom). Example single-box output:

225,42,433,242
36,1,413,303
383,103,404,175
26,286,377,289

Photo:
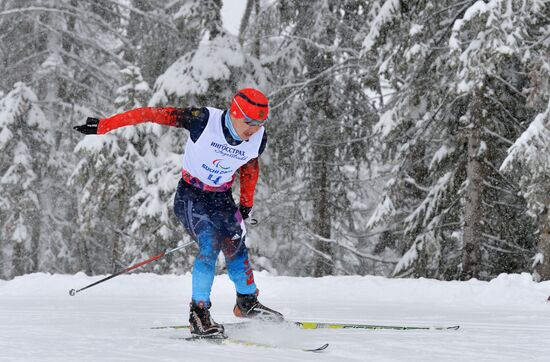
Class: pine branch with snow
0,83,53,278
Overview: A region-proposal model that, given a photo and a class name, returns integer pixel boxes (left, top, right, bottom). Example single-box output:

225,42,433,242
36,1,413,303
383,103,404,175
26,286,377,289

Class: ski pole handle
69,240,194,296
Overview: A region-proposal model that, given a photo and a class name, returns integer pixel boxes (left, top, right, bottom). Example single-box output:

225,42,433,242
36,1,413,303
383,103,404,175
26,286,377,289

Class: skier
74,88,283,337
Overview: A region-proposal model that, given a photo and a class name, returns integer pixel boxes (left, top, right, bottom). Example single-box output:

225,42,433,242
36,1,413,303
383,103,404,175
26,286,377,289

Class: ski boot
189,301,225,337
233,292,284,321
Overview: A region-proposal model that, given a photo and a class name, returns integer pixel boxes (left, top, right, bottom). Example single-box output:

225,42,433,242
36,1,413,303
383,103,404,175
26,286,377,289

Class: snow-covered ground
1,272,549,361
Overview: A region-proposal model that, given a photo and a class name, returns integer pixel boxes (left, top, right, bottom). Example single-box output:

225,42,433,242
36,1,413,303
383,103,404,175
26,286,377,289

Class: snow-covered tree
68,65,183,275
0,1,125,111
116,66,186,273
238,0,384,277
124,0,183,85
0,0,130,276
150,0,267,108
501,101,550,280
1,0,548,281
364,0,543,280
499,2,550,280
448,0,546,279
114,66,151,111
499,1,550,281
0,83,53,279
361,1,466,280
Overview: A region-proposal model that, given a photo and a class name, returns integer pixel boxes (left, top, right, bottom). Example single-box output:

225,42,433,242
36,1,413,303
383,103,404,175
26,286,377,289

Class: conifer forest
1,0,549,282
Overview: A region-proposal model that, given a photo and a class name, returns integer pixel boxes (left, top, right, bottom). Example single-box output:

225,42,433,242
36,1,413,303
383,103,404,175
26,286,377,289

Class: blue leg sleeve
174,179,257,301
191,227,221,304
224,237,257,295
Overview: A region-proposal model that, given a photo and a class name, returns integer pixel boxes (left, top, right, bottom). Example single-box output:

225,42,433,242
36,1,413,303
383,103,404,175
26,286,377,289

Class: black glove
74,117,100,134
239,205,253,220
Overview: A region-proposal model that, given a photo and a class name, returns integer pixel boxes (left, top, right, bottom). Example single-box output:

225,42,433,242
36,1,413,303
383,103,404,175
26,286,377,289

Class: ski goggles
232,96,269,126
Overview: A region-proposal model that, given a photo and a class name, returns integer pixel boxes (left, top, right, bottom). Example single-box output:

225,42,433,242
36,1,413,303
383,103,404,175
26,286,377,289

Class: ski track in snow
1,272,549,362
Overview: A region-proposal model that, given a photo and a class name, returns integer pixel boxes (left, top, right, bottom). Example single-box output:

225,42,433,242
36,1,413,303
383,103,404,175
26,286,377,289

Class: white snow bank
1,272,547,307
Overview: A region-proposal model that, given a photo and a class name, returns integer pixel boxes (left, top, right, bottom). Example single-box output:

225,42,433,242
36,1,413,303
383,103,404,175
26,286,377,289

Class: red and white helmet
230,88,269,123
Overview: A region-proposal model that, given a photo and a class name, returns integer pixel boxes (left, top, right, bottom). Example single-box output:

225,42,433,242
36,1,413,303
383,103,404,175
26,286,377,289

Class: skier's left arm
238,132,268,220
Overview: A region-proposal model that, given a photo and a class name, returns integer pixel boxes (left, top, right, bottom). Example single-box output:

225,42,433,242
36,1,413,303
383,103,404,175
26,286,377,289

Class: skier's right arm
73,107,208,135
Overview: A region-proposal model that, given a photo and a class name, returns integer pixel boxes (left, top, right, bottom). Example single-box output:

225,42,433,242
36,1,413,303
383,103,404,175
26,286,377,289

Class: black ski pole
69,240,194,296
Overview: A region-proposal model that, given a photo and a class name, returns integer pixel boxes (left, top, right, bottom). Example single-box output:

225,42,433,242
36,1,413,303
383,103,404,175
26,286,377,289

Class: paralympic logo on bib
213,159,231,170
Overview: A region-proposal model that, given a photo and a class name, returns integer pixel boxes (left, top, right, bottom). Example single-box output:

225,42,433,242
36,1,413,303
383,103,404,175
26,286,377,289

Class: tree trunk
312,141,333,277
239,0,260,58
306,3,336,277
462,99,485,280
79,237,93,275
535,210,550,280
35,0,64,272
239,0,254,41
13,241,24,278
